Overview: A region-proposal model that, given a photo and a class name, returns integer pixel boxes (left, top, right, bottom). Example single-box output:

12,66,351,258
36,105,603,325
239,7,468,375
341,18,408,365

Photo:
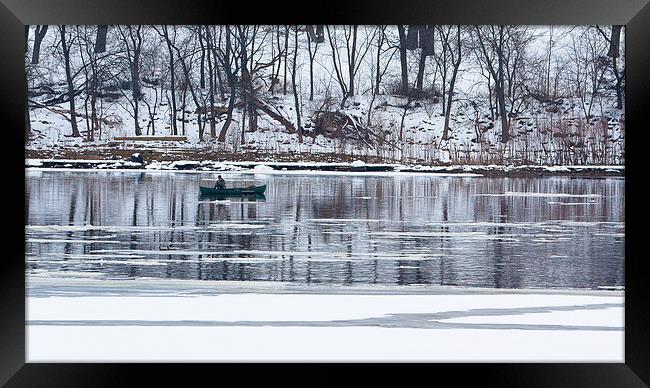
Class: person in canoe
215,175,226,189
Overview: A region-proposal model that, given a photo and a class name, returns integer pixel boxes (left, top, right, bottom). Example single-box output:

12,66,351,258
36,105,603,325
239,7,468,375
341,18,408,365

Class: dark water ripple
25,170,624,289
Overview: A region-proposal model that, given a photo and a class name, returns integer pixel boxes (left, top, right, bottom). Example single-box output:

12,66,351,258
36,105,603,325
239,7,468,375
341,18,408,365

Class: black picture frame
2,0,649,385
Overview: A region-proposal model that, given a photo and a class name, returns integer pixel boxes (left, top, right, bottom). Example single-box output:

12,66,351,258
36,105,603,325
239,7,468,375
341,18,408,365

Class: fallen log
242,91,296,133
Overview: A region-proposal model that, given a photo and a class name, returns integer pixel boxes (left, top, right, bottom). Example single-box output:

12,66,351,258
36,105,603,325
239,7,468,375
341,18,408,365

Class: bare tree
367,26,397,125
117,25,144,136
306,25,320,101
397,25,409,95
291,26,303,143
441,25,463,141
283,25,289,95
433,26,450,114
154,25,178,135
58,25,81,137
595,25,624,109
238,25,256,140
269,25,283,95
568,27,609,118
170,27,204,140
347,25,358,96
326,26,349,107
502,27,535,119
203,26,217,139
212,26,240,143
327,25,375,107
374,25,387,95
415,25,434,91
76,26,98,141
474,25,510,143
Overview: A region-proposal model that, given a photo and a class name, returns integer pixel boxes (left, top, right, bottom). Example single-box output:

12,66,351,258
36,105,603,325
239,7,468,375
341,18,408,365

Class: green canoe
199,184,266,196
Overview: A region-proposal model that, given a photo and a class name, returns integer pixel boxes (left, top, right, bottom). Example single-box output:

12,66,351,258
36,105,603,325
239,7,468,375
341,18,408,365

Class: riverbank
27,275,623,362
25,156,625,177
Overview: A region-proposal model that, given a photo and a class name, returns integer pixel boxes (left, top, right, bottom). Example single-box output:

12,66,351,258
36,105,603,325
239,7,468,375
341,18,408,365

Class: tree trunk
283,25,289,94
218,79,236,143
307,25,317,41
238,27,257,137
307,29,315,101
217,28,235,143
375,27,382,95
162,27,178,136
60,26,81,137
608,26,624,109
315,25,325,43
132,54,142,136
420,25,434,56
545,26,553,96
347,25,358,96
90,90,97,141
497,27,509,143
613,55,623,109
95,25,108,53
607,26,622,58
198,31,206,89
180,88,186,136
405,25,418,50
442,65,459,141
205,28,217,139
31,25,48,65
292,26,302,143
442,27,462,141
88,43,98,142
416,47,426,90
397,25,409,95
497,77,509,143
215,58,225,100
271,26,282,95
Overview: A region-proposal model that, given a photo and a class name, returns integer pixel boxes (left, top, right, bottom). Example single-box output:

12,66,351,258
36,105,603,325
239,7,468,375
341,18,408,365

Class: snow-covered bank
26,26,625,166
27,276,623,362
25,158,625,176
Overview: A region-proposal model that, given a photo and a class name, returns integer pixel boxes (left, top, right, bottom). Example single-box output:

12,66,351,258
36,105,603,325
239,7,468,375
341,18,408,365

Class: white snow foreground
27,277,623,362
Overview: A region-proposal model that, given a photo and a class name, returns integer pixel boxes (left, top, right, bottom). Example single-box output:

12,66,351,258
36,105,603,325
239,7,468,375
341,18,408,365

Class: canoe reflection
199,193,267,202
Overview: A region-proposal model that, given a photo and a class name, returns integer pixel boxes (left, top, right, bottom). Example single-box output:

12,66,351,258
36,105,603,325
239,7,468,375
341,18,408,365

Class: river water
25,170,624,289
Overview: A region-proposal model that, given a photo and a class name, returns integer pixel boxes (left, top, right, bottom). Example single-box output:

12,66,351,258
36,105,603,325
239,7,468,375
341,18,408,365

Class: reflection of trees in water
26,173,625,287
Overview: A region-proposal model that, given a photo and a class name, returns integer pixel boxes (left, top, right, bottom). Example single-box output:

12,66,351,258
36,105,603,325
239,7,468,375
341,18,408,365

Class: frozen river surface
26,170,624,289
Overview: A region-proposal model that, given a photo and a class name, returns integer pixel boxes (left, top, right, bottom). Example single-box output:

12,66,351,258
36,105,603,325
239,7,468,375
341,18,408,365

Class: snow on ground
26,276,623,362
27,326,622,362
252,164,275,172
24,158,625,180
27,166,485,177
25,158,625,173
